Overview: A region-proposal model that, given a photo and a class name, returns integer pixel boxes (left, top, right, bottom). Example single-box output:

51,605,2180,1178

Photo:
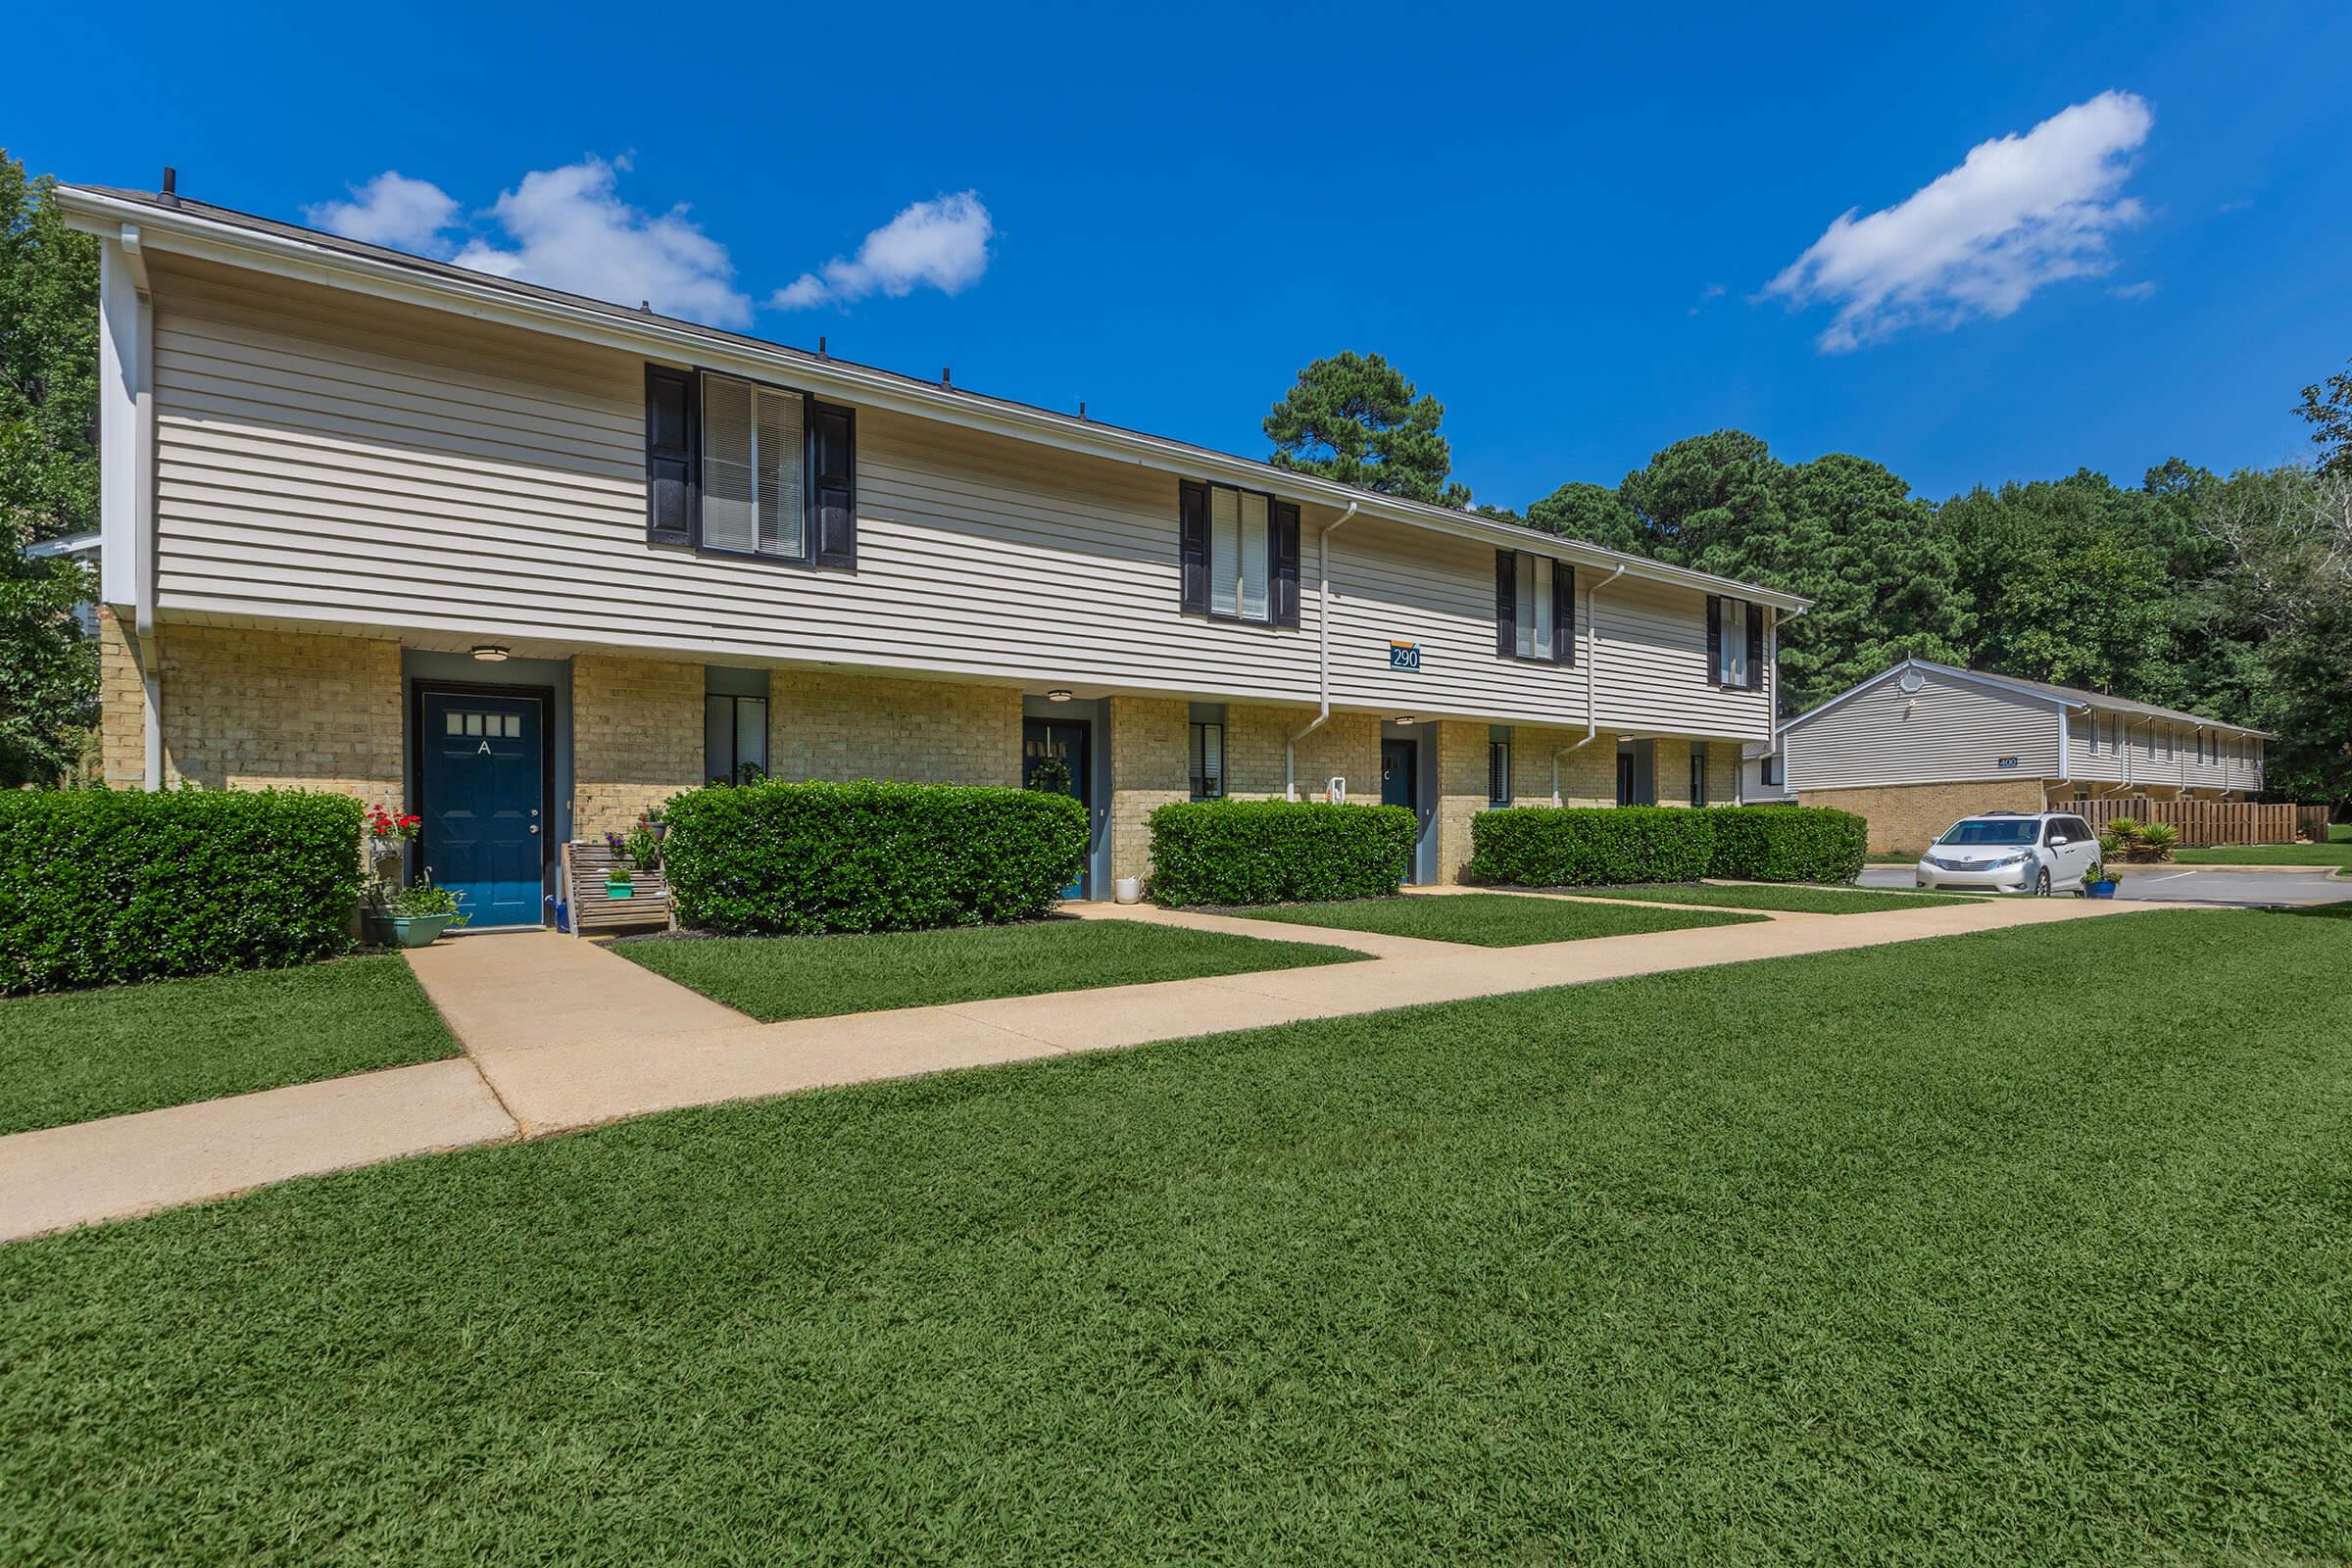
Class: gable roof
1782,658,2270,738
55,183,1812,615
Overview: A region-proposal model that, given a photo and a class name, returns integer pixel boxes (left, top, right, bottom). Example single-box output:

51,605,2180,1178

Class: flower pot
606,879,635,900
2087,880,2118,899
1113,876,1143,905
368,912,456,948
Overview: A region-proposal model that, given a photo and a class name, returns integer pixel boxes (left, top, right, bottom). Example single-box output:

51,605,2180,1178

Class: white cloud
1764,91,2154,352
305,172,461,253
450,157,752,328
774,191,994,310
2111,279,2158,302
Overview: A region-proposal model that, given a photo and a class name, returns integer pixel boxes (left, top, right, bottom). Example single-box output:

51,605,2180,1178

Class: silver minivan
1916,811,2101,895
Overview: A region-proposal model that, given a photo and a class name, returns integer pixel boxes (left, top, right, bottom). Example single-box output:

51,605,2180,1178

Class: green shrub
662,779,1088,935
1466,806,1716,887
0,788,365,995
1149,799,1417,906
1704,806,1866,883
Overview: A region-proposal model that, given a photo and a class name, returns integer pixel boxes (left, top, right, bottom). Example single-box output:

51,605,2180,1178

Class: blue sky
15,1,2350,508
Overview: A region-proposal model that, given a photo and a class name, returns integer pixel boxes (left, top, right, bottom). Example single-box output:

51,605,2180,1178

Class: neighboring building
1761,659,2266,853
24,529,101,634
62,183,1805,925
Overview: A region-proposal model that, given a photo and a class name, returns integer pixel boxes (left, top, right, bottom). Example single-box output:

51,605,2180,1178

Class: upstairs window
1494,550,1575,664
1708,597,1762,689
644,365,856,567
1179,482,1299,626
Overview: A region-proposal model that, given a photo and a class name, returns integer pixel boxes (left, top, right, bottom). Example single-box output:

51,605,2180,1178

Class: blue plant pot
2087,880,2118,899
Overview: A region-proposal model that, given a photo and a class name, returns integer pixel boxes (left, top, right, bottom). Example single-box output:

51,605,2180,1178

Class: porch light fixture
1046,688,1073,703
1393,715,1416,726
470,644,511,663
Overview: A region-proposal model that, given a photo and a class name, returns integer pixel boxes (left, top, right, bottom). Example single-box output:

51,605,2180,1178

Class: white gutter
98,229,163,788
1553,563,1626,805
1286,501,1359,800
57,188,1814,616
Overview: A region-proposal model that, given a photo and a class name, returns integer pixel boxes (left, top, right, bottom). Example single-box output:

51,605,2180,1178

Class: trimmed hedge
1150,799,1417,906
0,788,365,995
1466,806,1717,888
1705,805,1866,884
662,779,1088,935
1467,804,1868,888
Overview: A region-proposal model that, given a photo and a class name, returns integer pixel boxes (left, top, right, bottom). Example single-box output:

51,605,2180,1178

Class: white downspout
1552,563,1626,805
100,228,163,788
1286,501,1358,800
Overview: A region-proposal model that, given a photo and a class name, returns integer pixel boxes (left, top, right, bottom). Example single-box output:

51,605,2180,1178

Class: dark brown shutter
645,365,697,547
808,399,856,567
1553,563,1576,665
1270,500,1302,627
1705,596,1723,683
1495,550,1516,657
1744,602,1765,691
1179,481,1209,614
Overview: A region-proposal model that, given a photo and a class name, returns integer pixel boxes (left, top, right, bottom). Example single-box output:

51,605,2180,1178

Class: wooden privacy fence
2297,804,2334,846
2071,798,2299,847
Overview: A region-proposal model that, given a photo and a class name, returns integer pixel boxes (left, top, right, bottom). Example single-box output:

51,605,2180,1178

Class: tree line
1264,352,2352,809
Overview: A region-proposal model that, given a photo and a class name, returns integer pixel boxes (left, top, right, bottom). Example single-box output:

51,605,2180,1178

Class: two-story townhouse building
1754,659,2266,853
65,184,1807,927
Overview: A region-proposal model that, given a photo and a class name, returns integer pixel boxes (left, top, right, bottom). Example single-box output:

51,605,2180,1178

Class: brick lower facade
1107,695,1188,886
573,654,706,839
99,613,404,800
768,669,1020,789
1799,776,2054,856
1224,705,1380,801
1433,720,1487,885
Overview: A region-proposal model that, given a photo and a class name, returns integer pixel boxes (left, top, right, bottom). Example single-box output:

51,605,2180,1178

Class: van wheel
2034,868,2052,897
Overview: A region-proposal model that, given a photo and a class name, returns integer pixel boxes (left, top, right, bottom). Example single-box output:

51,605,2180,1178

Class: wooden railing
2070,798,2299,847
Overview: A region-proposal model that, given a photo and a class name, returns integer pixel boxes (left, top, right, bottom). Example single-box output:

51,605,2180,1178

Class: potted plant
625,815,664,874
603,831,636,899
2083,859,2122,899
363,874,470,947
365,803,421,864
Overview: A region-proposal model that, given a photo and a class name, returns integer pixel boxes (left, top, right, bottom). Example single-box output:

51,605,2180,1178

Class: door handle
528,824,540,834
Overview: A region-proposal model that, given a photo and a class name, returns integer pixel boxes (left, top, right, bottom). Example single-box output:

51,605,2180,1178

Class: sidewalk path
2,893,2177,1242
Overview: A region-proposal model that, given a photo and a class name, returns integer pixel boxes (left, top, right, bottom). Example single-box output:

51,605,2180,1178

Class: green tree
0,152,100,785
2295,360,2352,477
1262,352,1470,507
1615,430,1788,572
1524,481,1642,554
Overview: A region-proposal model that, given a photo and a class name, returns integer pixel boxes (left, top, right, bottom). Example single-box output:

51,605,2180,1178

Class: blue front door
1022,717,1091,899
420,690,546,928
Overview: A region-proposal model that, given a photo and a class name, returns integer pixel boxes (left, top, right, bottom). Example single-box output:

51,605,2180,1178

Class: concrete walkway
1,893,2182,1242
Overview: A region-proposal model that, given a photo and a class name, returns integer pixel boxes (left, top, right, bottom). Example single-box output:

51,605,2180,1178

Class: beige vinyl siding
144,257,1770,738
2075,712,2262,795
1785,667,2061,791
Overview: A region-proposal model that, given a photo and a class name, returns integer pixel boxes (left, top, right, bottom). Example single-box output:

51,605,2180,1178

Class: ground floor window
1489,740,1512,806
1690,742,1709,808
1760,751,1781,788
1617,738,1654,807
705,693,768,785
1189,721,1225,798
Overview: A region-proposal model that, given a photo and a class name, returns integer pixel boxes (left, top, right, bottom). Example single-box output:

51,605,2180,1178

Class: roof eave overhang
58,186,1810,615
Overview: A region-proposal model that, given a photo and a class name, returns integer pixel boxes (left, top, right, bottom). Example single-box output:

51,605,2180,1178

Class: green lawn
1545,881,1987,913
1231,891,1763,945
614,916,1362,1021
3,908,2347,1562
0,956,462,1137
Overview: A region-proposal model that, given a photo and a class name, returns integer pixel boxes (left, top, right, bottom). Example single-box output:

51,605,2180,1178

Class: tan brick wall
1226,705,1380,801
767,669,1020,788
1506,725,1618,808
128,621,404,799
1707,743,1740,807
1434,720,1488,885
1108,695,1188,887
573,654,705,839
96,606,147,790
1653,738,1693,807
1799,777,2053,856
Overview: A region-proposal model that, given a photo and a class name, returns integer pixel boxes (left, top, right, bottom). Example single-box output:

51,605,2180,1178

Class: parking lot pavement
1857,865,2352,906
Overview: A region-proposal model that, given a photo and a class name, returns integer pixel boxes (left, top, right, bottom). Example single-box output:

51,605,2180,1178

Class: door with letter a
419,689,548,928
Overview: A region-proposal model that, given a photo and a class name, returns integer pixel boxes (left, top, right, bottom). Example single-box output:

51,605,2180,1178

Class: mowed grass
1230,890,1763,945
613,916,1362,1021
0,956,462,1136
1544,881,1987,913
3,909,2347,1563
